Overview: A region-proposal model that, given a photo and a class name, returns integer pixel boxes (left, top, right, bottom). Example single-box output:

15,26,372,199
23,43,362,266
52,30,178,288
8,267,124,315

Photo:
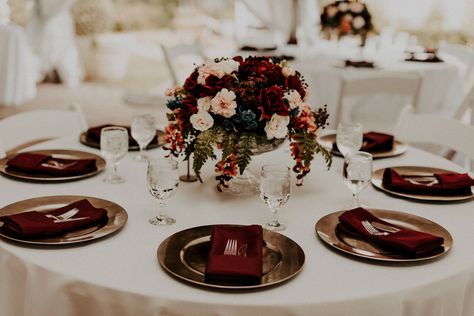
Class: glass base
103,173,125,184
220,170,259,196
264,221,286,231
149,215,176,226
179,174,198,182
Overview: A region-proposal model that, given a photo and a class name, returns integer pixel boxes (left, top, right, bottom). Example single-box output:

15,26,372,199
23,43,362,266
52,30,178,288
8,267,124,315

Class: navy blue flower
290,107,300,117
166,97,183,111
223,119,235,132
240,110,258,130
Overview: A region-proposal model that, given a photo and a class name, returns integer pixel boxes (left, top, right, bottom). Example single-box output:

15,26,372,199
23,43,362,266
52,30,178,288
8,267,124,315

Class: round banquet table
285,48,464,128
1,136,474,316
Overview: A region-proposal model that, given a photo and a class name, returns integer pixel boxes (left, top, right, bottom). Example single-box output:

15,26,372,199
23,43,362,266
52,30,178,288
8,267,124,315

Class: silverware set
223,239,247,257
45,208,89,223
362,220,400,236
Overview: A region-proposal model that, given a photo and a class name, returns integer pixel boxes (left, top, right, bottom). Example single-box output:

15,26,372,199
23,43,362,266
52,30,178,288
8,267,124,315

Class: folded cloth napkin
338,208,444,256
333,132,394,153
360,132,394,152
86,124,158,147
0,199,108,238
7,153,97,176
405,52,443,63
205,225,263,285
344,60,375,68
382,168,474,196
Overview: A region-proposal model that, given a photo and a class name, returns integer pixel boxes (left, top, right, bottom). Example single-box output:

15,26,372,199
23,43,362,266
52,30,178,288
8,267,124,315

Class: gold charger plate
157,225,305,289
319,133,407,158
80,130,164,151
0,195,127,245
0,149,106,182
372,166,474,201
315,208,453,262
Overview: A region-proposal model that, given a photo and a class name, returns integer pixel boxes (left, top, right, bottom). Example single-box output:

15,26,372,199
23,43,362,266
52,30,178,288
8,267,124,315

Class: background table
1,136,474,316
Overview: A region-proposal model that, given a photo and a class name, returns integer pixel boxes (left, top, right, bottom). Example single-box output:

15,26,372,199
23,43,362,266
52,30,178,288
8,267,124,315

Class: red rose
259,86,288,120
201,74,235,97
184,71,199,92
176,96,198,128
286,75,306,99
239,57,283,84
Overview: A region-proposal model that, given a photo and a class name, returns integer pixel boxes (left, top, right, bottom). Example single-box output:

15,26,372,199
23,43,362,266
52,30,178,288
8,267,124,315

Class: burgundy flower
201,75,235,97
286,75,306,99
184,71,199,93
239,57,283,85
176,96,198,128
259,86,288,120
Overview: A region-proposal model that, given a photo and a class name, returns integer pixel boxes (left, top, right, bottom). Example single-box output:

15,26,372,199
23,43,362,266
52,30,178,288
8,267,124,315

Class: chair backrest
394,105,474,170
335,72,422,133
161,43,206,85
0,104,87,156
453,81,474,124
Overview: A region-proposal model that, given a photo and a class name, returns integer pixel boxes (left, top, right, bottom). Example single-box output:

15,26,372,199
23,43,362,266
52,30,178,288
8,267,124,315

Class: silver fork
223,239,237,256
45,208,79,222
362,220,389,236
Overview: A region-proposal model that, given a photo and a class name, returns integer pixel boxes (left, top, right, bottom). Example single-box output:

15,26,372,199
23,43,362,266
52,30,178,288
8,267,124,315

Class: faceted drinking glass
131,114,156,161
100,126,128,184
342,151,373,208
336,122,363,157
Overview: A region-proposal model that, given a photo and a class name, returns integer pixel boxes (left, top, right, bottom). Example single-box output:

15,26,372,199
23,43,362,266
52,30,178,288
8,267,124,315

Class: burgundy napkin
405,52,443,63
333,132,394,153
338,208,444,256
86,124,159,147
360,132,394,152
344,60,375,68
205,225,263,285
7,153,97,176
382,168,474,196
0,199,108,238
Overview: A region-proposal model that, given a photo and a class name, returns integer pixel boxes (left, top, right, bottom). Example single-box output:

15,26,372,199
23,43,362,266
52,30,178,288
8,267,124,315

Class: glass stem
158,201,167,219
352,193,360,208
139,144,145,157
112,163,118,177
269,208,280,227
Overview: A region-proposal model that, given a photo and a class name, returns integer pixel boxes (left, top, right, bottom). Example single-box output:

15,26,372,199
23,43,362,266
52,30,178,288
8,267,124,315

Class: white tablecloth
290,56,464,128
1,136,474,316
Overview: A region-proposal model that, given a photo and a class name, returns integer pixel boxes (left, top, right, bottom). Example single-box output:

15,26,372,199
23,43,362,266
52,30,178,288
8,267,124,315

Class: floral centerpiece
320,0,373,45
164,56,332,190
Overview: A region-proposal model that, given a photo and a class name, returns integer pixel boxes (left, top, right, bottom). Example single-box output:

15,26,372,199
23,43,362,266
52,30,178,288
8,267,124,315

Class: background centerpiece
320,0,374,46
164,56,331,192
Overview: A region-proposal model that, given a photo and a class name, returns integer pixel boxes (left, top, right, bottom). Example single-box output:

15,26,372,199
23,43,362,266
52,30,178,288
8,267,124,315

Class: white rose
284,90,303,109
211,88,238,118
190,111,214,131
197,96,211,111
282,66,296,78
219,59,239,74
352,16,366,29
265,114,290,140
350,2,364,14
338,2,349,12
197,62,225,85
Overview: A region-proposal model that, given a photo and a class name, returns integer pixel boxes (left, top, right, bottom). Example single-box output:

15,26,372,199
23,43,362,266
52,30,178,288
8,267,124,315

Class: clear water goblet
100,126,128,184
336,122,363,157
147,158,179,225
131,114,156,161
342,151,373,208
259,164,291,231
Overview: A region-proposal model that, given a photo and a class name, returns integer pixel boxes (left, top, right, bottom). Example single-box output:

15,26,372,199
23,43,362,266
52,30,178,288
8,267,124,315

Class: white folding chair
394,105,474,171
335,72,421,133
0,103,87,157
161,42,206,85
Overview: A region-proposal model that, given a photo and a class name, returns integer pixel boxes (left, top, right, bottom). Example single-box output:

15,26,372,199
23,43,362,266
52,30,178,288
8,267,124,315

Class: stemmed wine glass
259,164,291,231
342,151,373,208
100,126,129,184
131,114,156,161
336,122,363,157
147,158,179,225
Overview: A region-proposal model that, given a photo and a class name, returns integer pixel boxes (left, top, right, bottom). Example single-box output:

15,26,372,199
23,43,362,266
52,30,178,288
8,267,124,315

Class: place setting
0,195,128,245
319,122,407,159
372,165,474,202
316,149,453,262
151,158,305,289
0,149,106,182
80,114,164,155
